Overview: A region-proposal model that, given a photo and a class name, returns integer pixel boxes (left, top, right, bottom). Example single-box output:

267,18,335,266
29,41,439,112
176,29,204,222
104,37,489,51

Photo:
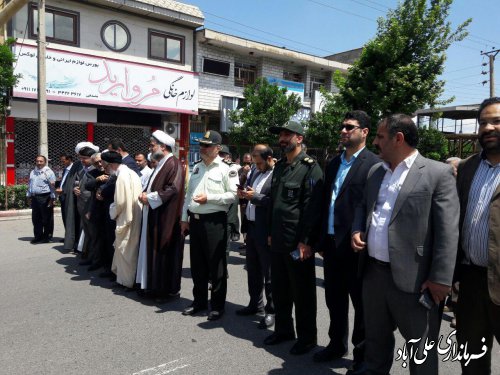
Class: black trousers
456,264,500,375
59,195,67,228
189,211,227,311
323,236,365,362
271,251,317,344
31,194,53,241
245,222,274,313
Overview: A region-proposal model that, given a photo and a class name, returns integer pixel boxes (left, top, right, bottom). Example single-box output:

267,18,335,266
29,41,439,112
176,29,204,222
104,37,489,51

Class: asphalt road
0,215,498,375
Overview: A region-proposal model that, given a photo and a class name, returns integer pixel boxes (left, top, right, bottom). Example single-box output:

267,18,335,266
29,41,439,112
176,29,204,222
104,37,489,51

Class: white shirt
140,165,153,190
60,163,73,189
367,151,419,262
245,168,273,221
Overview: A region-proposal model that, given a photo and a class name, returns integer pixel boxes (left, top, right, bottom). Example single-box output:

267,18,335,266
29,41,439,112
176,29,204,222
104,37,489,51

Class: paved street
0,215,498,375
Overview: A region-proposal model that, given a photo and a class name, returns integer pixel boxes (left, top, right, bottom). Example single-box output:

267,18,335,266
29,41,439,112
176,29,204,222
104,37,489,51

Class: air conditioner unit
164,122,180,139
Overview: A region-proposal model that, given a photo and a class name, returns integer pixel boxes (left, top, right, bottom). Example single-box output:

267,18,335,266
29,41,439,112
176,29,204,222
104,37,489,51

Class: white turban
75,142,99,154
152,130,175,149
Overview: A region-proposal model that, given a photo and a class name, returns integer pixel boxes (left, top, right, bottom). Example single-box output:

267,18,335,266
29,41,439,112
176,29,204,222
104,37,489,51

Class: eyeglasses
340,124,361,131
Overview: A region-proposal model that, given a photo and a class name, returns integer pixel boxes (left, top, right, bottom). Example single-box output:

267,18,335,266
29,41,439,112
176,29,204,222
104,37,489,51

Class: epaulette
193,159,202,165
222,159,234,166
302,156,316,165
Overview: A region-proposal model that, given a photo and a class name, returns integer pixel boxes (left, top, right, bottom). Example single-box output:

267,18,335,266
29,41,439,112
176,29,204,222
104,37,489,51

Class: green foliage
0,185,29,210
417,126,448,160
304,89,346,163
0,38,20,113
338,0,470,120
228,78,302,146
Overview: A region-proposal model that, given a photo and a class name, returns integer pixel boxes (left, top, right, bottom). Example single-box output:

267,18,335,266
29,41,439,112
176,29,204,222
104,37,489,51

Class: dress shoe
79,260,92,266
155,292,180,304
290,341,317,355
39,238,50,243
182,305,207,316
207,310,224,321
264,332,295,345
313,346,347,362
258,314,275,329
87,264,102,272
99,270,114,279
30,238,42,244
235,306,264,316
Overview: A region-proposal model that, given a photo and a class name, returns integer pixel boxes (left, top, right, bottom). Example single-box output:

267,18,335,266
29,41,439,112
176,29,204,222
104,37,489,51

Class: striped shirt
462,155,500,267
27,166,56,198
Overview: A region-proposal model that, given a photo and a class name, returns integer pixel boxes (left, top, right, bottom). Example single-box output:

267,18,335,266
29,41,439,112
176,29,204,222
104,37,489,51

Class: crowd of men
26,97,500,375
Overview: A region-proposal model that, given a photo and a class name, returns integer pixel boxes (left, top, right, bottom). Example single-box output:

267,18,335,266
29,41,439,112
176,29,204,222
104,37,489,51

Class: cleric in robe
137,130,186,300
102,151,143,289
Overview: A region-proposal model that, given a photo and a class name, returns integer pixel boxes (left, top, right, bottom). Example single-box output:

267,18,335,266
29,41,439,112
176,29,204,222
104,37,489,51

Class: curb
0,207,61,220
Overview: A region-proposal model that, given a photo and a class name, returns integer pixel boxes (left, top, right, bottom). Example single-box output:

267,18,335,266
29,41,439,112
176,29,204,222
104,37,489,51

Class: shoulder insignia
229,170,237,177
222,159,234,166
302,157,315,165
194,159,202,165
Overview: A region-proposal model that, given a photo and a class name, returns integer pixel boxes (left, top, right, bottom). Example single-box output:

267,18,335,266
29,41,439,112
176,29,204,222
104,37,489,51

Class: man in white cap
62,141,99,252
137,130,186,301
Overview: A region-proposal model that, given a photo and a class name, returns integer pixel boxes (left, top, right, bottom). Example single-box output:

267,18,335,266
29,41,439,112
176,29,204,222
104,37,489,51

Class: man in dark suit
236,145,275,329
352,114,459,375
313,111,379,375
107,139,141,175
456,97,500,374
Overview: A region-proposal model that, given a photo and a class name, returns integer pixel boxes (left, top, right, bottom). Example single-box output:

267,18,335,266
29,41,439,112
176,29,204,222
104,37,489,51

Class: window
29,3,79,46
308,77,326,98
283,71,302,83
148,30,184,63
234,63,256,87
101,21,130,52
202,58,230,76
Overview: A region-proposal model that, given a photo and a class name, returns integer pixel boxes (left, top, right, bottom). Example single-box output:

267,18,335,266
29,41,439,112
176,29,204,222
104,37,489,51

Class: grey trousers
363,260,440,375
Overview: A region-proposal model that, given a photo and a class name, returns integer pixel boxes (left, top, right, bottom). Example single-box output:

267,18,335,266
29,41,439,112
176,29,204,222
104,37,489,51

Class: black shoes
235,306,264,316
182,305,207,316
312,345,347,362
264,332,296,345
290,341,317,355
207,310,224,321
87,264,102,272
345,361,367,375
79,260,92,266
30,238,42,244
258,314,275,329
99,270,114,279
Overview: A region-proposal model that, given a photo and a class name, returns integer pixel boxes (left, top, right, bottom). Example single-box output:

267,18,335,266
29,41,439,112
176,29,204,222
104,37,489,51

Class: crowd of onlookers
26,97,500,375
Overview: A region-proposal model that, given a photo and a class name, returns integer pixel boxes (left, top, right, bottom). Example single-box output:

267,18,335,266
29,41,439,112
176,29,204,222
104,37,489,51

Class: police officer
264,120,324,355
181,131,239,321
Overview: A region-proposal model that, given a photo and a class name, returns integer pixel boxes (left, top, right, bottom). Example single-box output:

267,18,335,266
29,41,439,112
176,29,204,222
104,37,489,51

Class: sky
189,0,499,132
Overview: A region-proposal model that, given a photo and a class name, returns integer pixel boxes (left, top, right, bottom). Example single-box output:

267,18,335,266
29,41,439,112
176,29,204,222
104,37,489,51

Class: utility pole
37,0,48,157
481,48,499,98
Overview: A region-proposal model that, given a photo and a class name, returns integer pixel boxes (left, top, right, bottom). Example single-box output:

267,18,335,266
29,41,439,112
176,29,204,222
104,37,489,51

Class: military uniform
182,132,239,315
269,143,324,346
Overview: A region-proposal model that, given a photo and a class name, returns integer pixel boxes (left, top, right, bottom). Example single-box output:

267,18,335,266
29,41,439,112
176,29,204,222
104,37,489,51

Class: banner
13,44,199,114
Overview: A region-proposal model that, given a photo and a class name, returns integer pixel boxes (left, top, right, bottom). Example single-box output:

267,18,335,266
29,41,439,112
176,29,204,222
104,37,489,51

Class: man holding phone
265,121,323,355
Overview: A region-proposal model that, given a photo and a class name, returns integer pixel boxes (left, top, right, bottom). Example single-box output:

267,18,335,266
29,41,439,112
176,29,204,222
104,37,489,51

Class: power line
307,0,376,23
348,0,386,13
444,65,482,74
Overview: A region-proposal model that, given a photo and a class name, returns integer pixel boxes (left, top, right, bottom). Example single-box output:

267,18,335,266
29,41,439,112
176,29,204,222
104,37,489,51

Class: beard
479,130,500,153
280,139,297,154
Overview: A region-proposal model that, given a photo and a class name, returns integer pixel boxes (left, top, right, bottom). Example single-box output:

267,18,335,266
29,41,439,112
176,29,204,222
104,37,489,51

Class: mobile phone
236,184,245,190
419,289,435,310
290,249,301,261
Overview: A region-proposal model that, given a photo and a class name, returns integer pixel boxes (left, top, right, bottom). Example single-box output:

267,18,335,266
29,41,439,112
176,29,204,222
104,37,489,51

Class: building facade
6,0,203,184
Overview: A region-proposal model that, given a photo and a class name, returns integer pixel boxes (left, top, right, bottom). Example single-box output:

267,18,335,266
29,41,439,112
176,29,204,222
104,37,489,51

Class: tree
338,0,470,120
304,88,346,163
0,38,19,113
228,78,302,147
418,126,448,160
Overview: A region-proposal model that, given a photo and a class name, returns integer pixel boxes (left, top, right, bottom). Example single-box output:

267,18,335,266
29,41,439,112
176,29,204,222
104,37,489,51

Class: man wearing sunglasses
314,111,379,374
180,130,239,321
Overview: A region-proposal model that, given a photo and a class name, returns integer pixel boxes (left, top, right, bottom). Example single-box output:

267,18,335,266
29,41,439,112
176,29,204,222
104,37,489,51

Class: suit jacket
353,153,459,293
122,154,141,175
247,168,273,247
456,153,500,305
317,148,379,255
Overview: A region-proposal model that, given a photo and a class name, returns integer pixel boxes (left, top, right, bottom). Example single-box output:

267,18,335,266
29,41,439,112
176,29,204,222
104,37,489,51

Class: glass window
148,30,184,64
29,4,78,46
101,21,131,52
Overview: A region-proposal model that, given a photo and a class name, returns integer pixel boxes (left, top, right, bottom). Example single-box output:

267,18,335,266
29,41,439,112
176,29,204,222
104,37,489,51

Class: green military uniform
269,150,324,345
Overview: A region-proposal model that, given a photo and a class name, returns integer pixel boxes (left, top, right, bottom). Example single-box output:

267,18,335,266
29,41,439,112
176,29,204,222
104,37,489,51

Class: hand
351,232,366,252
96,191,103,201
298,242,313,261
243,186,255,200
85,212,91,220
138,192,149,205
181,221,189,236
55,188,63,195
267,236,272,246
97,175,109,182
193,193,207,204
73,187,81,197
48,199,55,208
421,280,450,305
237,189,245,199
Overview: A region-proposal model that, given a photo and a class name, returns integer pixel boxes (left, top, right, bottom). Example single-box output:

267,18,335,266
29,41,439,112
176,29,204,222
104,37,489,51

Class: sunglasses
340,124,361,131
